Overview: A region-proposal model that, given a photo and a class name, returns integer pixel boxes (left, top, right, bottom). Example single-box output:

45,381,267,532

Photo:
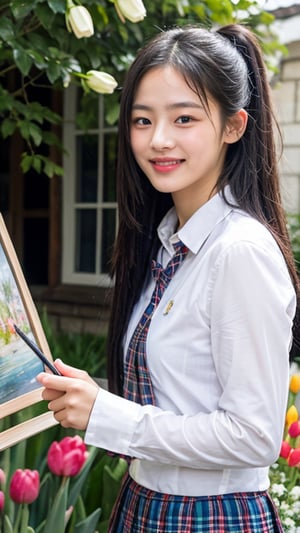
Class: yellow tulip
286,405,299,426
290,374,300,395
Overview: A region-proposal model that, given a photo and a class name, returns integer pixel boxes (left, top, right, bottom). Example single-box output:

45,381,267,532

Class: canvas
0,214,57,450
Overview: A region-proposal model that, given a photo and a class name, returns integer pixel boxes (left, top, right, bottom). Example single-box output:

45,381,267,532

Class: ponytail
217,24,300,358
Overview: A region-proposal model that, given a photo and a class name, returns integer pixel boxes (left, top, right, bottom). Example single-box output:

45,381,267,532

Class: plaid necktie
123,240,189,405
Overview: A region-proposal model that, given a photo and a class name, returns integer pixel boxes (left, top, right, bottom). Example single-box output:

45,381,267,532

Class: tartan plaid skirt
108,472,284,533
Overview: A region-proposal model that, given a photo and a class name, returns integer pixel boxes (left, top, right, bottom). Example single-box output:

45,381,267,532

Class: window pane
103,133,117,202
24,168,49,209
75,209,96,272
76,136,98,202
101,209,116,273
24,218,48,284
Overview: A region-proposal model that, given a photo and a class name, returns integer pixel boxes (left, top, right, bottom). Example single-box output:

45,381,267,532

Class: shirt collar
157,186,237,255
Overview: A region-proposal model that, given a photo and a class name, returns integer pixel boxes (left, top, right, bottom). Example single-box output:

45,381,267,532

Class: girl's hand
36,359,99,430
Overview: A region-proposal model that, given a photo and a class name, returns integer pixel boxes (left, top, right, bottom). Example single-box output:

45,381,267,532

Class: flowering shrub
269,370,300,532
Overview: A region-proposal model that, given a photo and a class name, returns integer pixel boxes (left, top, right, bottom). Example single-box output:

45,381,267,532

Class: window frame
62,86,118,286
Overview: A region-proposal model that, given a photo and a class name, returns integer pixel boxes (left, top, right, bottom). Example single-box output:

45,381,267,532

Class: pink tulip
288,421,300,438
280,440,292,459
0,490,4,511
287,447,300,467
47,436,88,477
9,469,40,504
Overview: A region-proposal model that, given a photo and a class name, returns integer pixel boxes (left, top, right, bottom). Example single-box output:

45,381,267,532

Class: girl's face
130,66,243,225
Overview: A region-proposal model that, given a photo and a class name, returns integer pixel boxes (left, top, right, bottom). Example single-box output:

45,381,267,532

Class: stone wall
272,20,300,213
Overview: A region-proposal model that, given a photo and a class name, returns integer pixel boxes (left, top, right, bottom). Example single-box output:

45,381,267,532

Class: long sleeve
85,240,295,469
85,197,296,495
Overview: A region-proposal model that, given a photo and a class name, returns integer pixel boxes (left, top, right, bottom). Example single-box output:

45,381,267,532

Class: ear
224,108,248,144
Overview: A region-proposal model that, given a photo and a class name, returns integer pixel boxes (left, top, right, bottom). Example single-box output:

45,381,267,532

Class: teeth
154,160,180,166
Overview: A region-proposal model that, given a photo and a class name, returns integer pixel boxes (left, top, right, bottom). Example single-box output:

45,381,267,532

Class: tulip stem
287,467,300,491
13,505,22,533
20,504,29,533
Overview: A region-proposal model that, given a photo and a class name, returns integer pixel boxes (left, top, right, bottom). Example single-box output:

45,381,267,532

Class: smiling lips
150,158,184,172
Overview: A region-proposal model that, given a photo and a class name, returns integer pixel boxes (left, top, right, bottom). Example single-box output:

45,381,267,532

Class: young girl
38,24,299,532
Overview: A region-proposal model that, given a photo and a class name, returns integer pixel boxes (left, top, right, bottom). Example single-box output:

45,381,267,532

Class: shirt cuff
84,387,142,455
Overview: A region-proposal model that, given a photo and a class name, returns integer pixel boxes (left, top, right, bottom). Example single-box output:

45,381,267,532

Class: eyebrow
132,102,203,111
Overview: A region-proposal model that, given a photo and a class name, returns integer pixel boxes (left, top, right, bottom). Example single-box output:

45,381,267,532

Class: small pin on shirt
163,300,174,315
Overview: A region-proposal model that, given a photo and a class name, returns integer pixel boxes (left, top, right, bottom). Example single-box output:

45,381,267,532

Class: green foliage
288,214,300,272
288,214,300,365
0,427,127,532
0,0,283,176
40,310,107,377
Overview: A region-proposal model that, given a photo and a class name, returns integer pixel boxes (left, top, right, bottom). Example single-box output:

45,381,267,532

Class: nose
150,122,175,150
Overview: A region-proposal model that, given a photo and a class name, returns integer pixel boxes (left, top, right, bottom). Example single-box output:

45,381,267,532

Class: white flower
283,517,296,530
291,500,300,513
291,486,300,500
66,4,94,39
280,501,291,513
114,0,146,23
271,483,287,497
85,71,118,94
280,471,287,483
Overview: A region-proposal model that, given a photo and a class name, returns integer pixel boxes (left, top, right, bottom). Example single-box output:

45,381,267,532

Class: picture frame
0,214,57,450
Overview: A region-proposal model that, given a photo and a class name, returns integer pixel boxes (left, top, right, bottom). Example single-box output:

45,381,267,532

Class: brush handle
14,324,61,376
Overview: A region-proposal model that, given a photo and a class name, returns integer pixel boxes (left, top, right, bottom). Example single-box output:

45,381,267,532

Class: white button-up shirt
85,188,296,496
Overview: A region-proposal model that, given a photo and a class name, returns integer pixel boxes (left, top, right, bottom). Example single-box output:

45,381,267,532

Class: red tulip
287,447,300,467
47,436,88,477
280,440,292,459
9,469,40,504
0,490,4,511
288,421,300,438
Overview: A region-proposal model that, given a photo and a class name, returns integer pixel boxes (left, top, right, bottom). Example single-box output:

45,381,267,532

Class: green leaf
19,121,30,141
21,154,34,173
42,131,62,148
43,158,64,178
43,478,69,533
46,60,62,83
106,103,120,126
27,32,53,53
28,123,43,146
0,17,15,41
27,48,48,70
3,514,14,533
43,159,56,178
68,446,98,508
13,48,33,76
11,0,35,19
1,118,16,138
35,3,55,28
32,155,42,173
47,0,66,14
74,508,102,533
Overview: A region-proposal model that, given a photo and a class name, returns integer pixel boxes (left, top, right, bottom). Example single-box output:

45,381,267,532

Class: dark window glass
75,209,96,272
23,218,48,284
76,136,98,203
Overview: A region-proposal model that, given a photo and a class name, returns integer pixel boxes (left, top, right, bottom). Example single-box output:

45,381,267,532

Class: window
62,86,118,286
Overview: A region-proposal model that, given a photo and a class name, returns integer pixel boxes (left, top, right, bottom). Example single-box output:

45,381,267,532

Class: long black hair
107,24,300,395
